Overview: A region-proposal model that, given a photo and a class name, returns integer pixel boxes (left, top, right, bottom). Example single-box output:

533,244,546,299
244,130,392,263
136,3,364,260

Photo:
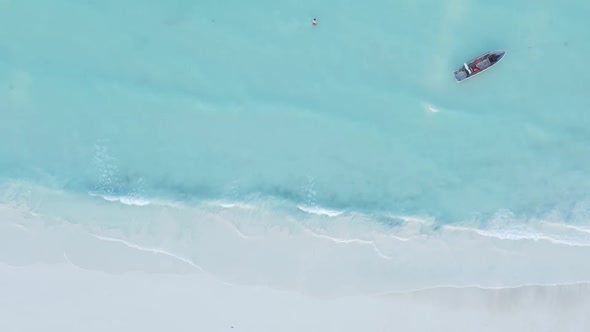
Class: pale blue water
1,0,590,292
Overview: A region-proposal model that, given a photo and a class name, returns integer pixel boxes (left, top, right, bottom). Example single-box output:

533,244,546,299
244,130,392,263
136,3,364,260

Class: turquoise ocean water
1,0,590,294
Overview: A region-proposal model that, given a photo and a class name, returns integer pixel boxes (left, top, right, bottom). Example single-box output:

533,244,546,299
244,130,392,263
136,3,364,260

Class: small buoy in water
312,18,317,26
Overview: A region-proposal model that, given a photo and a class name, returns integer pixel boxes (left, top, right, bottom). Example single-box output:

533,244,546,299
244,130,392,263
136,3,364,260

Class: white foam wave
542,222,590,235
387,214,434,225
91,234,203,271
63,252,76,266
388,234,410,242
88,192,151,206
378,281,590,296
424,103,441,113
297,205,344,217
303,228,392,260
223,221,250,239
445,225,590,247
212,201,256,210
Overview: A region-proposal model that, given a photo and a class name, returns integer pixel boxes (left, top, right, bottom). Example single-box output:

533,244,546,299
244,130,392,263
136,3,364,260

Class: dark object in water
453,49,505,83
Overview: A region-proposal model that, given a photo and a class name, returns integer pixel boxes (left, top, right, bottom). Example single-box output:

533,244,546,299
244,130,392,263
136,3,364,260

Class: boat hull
453,49,505,83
